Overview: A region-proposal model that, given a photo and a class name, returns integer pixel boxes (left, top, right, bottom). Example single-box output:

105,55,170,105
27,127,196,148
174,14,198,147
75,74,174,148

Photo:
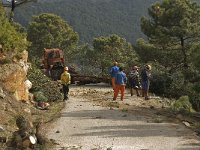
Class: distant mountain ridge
14,0,200,44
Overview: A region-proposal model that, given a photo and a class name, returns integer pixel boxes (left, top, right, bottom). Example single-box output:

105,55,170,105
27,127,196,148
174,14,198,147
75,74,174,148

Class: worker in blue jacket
113,67,127,101
110,61,119,90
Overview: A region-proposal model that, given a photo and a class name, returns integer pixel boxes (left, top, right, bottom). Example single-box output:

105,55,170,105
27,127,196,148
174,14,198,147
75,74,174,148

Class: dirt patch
70,85,197,115
70,85,168,116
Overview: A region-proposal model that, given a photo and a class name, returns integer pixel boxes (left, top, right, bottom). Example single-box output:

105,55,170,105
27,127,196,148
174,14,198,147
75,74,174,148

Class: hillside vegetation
13,0,200,44
14,0,158,44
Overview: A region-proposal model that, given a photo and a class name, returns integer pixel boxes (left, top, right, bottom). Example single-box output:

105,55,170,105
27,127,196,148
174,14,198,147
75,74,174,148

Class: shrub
27,65,62,102
34,91,48,102
172,96,193,113
150,72,172,96
188,92,200,111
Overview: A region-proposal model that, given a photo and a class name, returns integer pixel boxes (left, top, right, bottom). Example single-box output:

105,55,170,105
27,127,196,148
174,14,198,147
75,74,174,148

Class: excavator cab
42,48,65,80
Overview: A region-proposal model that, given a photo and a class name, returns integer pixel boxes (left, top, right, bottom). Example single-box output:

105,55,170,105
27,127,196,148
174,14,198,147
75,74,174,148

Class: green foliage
147,63,189,98
91,34,139,76
75,35,139,76
179,23,200,111
74,44,97,75
193,82,200,93
135,38,157,63
34,91,48,102
150,64,200,111
194,122,200,130
168,71,186,97
172,96,193,113
0,4,28,53
151,68,196,98
136,0,200,112
27,65,62,102
139,0,200,70
136,38,182,68
188,92,200,111
191,44,200,72
27,13,79,61
150,72,172,96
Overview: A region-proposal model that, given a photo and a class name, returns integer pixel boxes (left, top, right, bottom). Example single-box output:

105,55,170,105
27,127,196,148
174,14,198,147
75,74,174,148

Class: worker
141,64,151,100
113,67,127,101
110,61,119,90
61,66,71,100
128,66,141,97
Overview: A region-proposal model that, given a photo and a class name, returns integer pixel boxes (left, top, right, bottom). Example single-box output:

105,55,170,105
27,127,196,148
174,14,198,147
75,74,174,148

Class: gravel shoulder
47,84,200,150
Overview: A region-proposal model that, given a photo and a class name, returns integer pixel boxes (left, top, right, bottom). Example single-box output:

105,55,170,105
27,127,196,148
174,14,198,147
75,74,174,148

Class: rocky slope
0,50,30,101
0,50,33,148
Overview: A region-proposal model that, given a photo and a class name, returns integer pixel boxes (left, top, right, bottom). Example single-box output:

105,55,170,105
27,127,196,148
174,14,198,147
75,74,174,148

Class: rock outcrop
0,50,31,101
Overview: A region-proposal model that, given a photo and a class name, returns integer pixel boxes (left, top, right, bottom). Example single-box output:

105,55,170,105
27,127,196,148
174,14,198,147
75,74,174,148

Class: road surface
47,85,200,150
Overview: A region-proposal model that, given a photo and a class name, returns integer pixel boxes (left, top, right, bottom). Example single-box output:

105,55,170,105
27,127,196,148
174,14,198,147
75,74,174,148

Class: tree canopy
135,0,200,110
27,13,79,61
89,34,138,76
137,0,200,72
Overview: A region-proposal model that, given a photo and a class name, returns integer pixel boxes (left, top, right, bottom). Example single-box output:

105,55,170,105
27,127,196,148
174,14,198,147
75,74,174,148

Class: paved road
47,86,200,150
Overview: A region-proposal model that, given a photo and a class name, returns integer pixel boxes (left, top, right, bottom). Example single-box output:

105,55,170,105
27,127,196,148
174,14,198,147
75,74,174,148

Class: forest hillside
14,0,200,44
14,0,161,44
